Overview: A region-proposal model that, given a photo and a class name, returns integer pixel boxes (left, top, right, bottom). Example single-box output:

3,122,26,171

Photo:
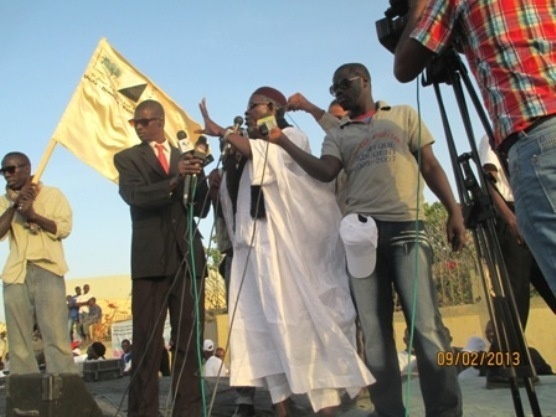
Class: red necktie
155,144,169,174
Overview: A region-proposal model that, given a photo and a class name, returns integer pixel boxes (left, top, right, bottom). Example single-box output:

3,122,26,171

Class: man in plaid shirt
393,0,556,298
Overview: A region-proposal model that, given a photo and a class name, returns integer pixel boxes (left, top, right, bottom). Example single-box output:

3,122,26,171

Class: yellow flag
52,37,202,183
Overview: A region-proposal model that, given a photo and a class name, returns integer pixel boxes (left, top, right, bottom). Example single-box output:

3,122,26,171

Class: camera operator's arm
393,0,436,82
197,98,252,158
266,128,342,182
419,144,466,251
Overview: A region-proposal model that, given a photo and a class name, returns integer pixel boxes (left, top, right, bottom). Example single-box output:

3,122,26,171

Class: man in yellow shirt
0,151,76,374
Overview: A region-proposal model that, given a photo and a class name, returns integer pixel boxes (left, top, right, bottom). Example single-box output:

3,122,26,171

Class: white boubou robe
219,127,374,411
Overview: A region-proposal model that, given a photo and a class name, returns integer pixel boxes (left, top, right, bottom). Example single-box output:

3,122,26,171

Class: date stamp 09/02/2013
437,350,521,367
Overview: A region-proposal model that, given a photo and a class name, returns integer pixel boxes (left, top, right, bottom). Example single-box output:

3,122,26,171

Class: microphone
194,135,210,164
221,116,244,158
232,116,244,133
177,130,194,154
177,130,195,206
183,135,213,206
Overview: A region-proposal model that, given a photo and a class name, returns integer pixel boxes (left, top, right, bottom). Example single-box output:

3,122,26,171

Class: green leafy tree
423,202,479,306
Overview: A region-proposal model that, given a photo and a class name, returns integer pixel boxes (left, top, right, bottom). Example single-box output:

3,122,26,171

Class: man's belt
499,114,556,157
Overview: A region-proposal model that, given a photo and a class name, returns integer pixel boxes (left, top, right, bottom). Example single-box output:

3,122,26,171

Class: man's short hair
2,152,30,166
334,63,371,81
91,342,106,357
136,99,165,118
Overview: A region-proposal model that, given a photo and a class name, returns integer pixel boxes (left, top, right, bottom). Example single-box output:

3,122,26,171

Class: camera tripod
421,47,543,417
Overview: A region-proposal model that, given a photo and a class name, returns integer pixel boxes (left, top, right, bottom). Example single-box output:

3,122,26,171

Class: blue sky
0,1,485,321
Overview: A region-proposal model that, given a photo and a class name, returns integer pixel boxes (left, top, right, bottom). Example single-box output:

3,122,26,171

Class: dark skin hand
207,169,222,201
169,153,205,191
10,182,58,234
196,98,252,158
15,182,38,218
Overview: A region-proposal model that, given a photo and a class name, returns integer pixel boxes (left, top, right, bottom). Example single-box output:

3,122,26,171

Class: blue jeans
508,115,556,296
4,263,77,374
350,220,461,417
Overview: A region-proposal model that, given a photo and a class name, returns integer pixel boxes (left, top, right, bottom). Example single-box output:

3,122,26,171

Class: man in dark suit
114,99,209,417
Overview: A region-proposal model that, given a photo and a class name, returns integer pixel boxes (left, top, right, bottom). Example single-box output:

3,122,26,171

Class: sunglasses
0,164,28,176
329,76,361,96
247,102,270,111
128,117,160,127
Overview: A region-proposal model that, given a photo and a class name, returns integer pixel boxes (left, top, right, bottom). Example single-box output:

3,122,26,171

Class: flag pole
32,138,58,184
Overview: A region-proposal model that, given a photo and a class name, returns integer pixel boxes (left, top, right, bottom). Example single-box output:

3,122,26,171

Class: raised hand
197,98,225,137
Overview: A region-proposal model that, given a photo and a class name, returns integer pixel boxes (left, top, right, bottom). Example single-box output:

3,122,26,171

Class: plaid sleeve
410,0,463,54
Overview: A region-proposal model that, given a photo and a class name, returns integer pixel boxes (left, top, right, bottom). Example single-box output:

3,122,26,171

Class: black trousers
128,270,205,417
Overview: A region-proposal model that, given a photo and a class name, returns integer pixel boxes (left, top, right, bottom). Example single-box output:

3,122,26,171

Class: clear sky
0,1,486,321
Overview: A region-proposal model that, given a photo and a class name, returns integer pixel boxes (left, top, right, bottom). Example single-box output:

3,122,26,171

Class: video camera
375,0,409,53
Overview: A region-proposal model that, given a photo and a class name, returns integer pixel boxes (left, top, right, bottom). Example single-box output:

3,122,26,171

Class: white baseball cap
203,339,215,352
340,213,378,278
462,336,487,352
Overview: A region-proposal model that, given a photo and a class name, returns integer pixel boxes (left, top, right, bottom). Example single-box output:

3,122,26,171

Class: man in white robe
199,87,374,416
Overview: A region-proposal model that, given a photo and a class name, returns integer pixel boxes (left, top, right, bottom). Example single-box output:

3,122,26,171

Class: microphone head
233,116,244,126
177,130,194,154
194,135,209,161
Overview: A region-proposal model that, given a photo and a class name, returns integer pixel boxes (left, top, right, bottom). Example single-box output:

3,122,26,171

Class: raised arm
393,0,436,82
197,98,252,158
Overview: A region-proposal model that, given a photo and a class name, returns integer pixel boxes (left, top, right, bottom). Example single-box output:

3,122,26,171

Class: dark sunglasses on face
128,117,160,127
0,164,28,176
247,102,270,111
329,76,361,96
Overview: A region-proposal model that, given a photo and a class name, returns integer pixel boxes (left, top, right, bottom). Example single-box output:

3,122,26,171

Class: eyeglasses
0,164,28,176
329,76,361,96
247,102,270,111
128,117,160,127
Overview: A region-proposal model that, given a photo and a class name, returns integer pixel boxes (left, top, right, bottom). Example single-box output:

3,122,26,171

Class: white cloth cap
462,336,487,352
340,214,378,278
203,339,215,352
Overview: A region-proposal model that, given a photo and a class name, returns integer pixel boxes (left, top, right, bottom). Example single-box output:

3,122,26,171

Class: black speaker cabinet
6,373,102,417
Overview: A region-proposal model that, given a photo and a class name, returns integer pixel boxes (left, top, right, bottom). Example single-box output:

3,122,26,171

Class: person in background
203,339,228,377
121,338,133,375
215,347,226,360
81,297,102,343
86,342,106,361
478,135,556,321
483,320,553,382
397,328,418,377
67,286,81,341
76,284,93,340
0,151,77,375
457,337,488,380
